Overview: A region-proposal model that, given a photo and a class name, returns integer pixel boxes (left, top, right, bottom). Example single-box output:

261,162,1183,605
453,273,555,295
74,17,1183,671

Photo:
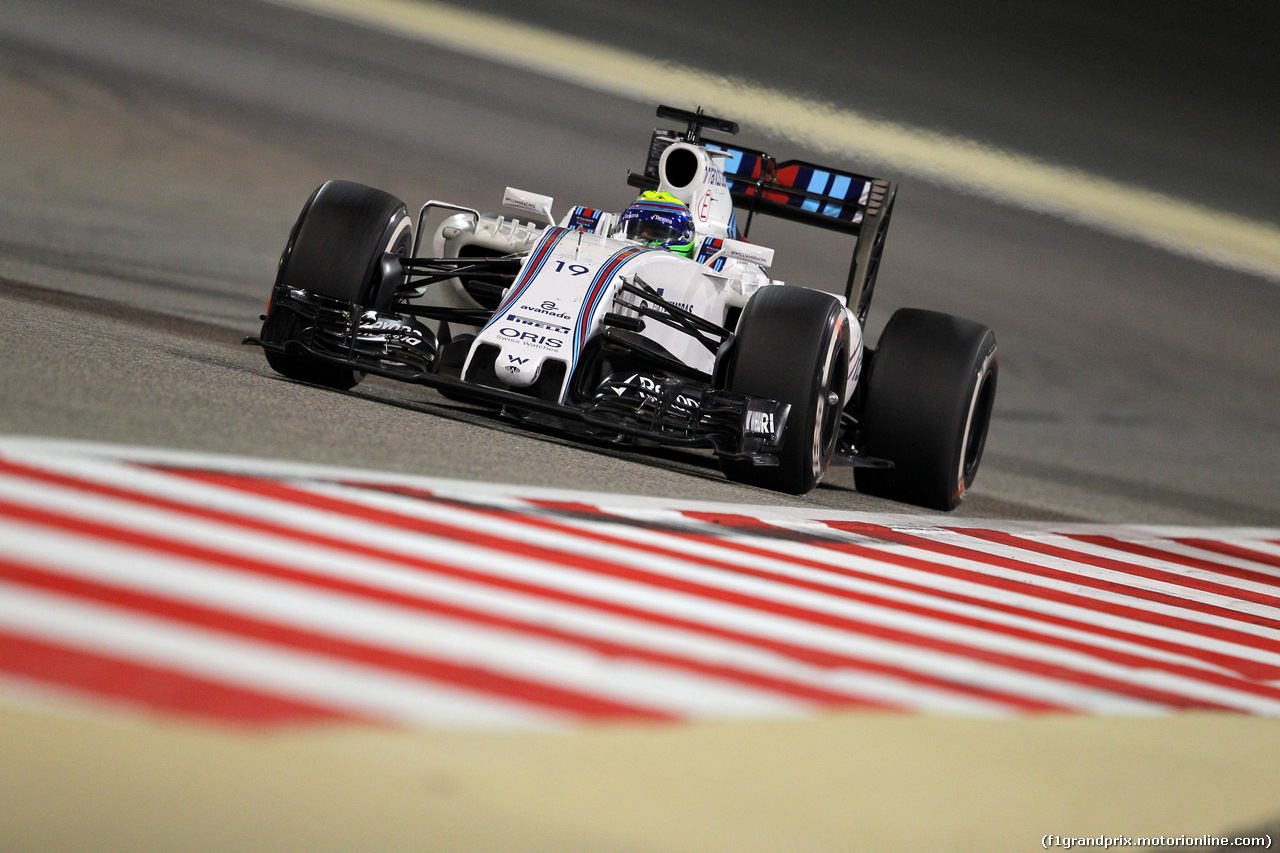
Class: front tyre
719,286,851,495
854,308,998,510
260,180,413,390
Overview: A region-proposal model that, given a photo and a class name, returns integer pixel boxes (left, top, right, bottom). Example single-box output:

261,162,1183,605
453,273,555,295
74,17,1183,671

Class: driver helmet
618,191,696,257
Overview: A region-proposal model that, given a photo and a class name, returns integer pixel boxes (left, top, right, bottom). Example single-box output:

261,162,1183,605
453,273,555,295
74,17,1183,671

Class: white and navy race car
247,105,997,509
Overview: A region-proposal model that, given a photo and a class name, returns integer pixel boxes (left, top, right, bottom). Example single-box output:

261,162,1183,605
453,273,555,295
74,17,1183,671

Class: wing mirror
709,238,775,269
502,187,555,225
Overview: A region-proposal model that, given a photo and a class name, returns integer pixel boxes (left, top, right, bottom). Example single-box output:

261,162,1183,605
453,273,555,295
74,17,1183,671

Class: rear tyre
854,308,998,510
260,180,413,390
719,286,851,495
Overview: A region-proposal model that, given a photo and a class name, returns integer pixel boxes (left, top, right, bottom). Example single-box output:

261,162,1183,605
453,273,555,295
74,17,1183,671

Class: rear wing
628,105,896,324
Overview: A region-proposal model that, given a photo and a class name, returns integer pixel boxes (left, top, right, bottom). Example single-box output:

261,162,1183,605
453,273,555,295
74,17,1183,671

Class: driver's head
618,191,695,257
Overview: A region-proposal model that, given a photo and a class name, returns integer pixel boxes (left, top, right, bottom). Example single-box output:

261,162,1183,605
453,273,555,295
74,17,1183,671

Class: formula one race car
246,105,997,510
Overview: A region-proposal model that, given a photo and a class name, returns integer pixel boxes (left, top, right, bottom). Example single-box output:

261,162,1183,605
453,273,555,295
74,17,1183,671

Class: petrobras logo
506,313,570,335
652,287,694,314
518,301,572,320
498,326,563,349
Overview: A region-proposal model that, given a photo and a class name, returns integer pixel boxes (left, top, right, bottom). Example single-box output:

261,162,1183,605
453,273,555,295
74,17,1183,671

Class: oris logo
499,327,563,349
697,190,712,223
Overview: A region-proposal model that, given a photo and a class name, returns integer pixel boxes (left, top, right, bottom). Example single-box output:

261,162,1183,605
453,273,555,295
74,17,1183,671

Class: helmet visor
622,209,693,248
623,217,685,247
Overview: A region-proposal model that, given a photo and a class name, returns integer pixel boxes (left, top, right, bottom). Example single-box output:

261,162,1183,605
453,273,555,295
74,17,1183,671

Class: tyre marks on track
0,438,1277,729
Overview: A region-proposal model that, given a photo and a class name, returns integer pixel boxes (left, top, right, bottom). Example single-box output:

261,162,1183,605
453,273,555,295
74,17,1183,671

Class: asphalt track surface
1,0,1278,525
1,0,1279,850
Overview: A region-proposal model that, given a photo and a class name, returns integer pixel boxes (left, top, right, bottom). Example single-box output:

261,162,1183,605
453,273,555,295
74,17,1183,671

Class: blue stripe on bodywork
568,207,602,232
480,226,566,333
565,245,648,396
823,174,852,217
696,237,723,264
803,169,829,212
573,246,646,353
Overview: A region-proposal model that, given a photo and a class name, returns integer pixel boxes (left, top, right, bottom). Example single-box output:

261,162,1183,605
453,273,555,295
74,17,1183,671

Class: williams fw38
246,105,998,510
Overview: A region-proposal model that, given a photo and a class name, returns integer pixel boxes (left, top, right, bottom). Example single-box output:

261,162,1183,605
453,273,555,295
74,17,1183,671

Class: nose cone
499,348,540,387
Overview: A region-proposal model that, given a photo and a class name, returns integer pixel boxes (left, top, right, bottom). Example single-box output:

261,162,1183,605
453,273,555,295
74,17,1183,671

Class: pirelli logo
745,410,777,436
506,314,570,335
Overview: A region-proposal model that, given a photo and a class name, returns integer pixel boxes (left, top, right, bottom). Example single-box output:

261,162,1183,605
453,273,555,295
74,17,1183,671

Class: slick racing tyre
719,286,851,495
259,180,413,390
854,308,998,511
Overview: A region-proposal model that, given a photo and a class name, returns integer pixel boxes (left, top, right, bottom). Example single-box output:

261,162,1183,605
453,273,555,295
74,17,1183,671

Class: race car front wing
245,286,792,465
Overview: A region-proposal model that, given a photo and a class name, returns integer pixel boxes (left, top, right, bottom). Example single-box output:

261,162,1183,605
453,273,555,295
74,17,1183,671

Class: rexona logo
627,373,661,393
507,313,570,335
499,327,563,349
609,373,661,397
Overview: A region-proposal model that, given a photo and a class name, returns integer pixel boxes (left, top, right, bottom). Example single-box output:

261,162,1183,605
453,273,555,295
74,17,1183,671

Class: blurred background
1,2,1278,849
